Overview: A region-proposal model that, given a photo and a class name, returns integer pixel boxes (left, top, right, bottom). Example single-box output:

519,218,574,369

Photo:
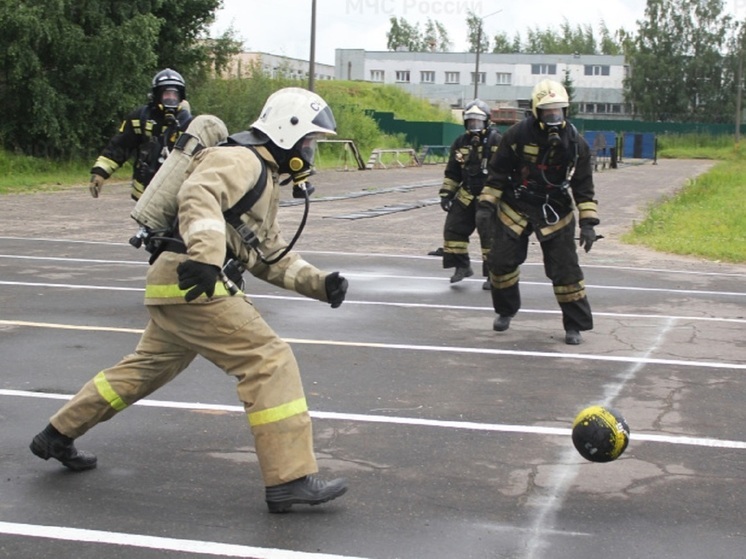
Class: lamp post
473,9,503,100
308,0,317,91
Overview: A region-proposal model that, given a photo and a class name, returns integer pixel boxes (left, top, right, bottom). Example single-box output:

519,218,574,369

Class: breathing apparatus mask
539,107,565,148
150,69,186,121
159,87,181,115
281,134,321,198
466,118,487,134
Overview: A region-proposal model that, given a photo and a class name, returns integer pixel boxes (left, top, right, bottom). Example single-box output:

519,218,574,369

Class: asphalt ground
1,158,745,559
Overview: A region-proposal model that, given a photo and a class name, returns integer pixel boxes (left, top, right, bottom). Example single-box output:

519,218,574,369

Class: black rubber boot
565,330,583,345
265,475,348,513
450,266,474,283
493,315,512,332
30,424,97,472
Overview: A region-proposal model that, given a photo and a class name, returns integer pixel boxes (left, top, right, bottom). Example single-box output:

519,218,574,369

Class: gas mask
281,135,319,198
159,87,181,118
539,108,565,148
465,118,487,134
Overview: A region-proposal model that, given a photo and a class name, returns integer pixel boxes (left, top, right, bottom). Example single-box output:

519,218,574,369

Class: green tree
386,17,451,52
0,0,239,158
386,17,424,51
466,11,491,53
562,68,577,117
525,20,598,54
625,0,733,121
491,31,521,54
423,19,451,52
598,22,624,55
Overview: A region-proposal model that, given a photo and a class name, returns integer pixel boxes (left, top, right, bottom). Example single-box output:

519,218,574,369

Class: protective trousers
50,296,317,486
486,218,593,331
443,191,492,276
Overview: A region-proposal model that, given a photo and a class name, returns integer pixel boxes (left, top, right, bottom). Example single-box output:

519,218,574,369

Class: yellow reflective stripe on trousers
248,397,308,427
93,371,128,411
145,282,230,299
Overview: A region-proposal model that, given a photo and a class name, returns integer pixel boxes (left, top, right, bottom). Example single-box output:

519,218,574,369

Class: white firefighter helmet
251,87,337,149
531,79,569,126
463,99,491,131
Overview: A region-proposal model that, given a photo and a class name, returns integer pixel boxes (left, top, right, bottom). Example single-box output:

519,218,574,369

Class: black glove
325,271,348,309
440,196,453,212
579,225,597,253
177,259,221,302
475,202,495,234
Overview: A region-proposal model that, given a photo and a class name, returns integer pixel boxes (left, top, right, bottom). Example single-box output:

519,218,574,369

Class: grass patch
0,150,92,193
656,133,745,161
623,155,746,262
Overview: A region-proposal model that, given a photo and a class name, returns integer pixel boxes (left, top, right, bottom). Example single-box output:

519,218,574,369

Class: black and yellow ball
571,405,630,463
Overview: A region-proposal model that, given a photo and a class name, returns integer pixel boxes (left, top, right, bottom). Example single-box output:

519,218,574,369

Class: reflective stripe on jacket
144,145,329,305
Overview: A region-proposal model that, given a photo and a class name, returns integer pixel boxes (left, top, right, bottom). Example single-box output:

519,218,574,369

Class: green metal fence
368,110,744,148
570,118,743,136
366,110,462,148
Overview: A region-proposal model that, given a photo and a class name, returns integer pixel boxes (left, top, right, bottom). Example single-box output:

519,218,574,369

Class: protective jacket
480,116,599,332
51,140,335,487
479,116,599,239
440,128,502,202
91,101,192,200
144,144,329,305
440,128,502,275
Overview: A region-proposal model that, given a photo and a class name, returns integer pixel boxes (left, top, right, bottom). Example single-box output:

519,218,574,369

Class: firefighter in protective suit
89,68,192,201
440,99,502,288
477,80,599,345
30,87,350,513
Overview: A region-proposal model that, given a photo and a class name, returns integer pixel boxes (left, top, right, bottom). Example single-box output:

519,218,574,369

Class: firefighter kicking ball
571,405,630,463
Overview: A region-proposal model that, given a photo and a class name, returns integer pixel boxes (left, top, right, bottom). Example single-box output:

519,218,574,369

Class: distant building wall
224,52,335,82
335,49,628,120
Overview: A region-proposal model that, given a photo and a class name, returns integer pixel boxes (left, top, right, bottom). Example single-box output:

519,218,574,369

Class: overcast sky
212,0,633,65
210,1,745,65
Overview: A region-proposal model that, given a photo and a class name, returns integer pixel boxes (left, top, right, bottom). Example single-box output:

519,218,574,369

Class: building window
420,70,435,83
531,63,557,75
370,69,384,82
495,72,512,85
395,70,410,83
584,65,610,76
445,71,460,84
580,102,626,115
470,72,486,85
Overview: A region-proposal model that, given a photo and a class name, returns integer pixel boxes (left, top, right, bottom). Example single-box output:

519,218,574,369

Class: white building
224,52,335,82
335,49,629,119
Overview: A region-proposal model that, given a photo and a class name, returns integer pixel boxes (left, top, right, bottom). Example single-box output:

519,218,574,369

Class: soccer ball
571,405,630,463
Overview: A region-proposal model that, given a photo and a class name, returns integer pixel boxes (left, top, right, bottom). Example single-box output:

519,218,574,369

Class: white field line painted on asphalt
0,254,146,265
0,236,124,247
0,254,746,296
1,272,744,298
2,242,745,279
3,389,745,450
1,281,745,324
521,317,675,559
1,319,746,371
305,251,746,278
0,521,367,559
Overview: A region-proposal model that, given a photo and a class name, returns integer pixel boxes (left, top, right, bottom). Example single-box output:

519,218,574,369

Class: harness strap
223,145,267,226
